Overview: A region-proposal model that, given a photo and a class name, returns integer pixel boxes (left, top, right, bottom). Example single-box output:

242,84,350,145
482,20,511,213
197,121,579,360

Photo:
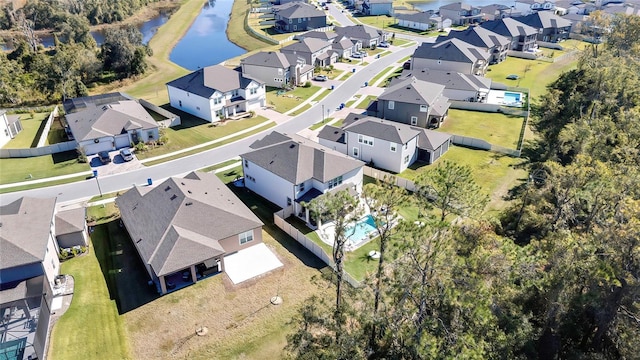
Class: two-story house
480,4,514,20
516,11,573,42
362,0,393,16
334,25,389,48
397,68,492,103
166,65,266,123
367,76,451,128
280,37,337,67
319,114,453,173
439,2,483,26
396,11,452,31
514,0,556,15
240,131,364,227
480,17,538,52
436,26,511,64
411,38,491,76
274,1,327,33
240,51,314,87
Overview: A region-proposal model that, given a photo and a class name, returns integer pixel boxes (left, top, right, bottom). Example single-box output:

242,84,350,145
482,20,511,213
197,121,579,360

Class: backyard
2,112,49,149
438,109,525,149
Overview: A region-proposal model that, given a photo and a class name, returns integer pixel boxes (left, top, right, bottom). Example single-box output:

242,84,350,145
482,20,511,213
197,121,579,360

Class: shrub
135,141,147,152
76,146,87,163
303,81,312,88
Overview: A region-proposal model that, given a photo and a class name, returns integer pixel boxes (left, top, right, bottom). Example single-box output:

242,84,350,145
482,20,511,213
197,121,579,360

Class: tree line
286,14,639,359
0,0,160,106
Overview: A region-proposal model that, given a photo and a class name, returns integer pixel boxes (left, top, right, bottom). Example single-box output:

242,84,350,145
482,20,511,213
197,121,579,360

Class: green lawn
0,150,90,185
134,114,270,160
2,113,48,149
46,116,68,145
266,86,322,113
309,117,334,130
391,38,412,47
438,109,524,149
198,158,241,173
369,65,397,85
354,14,396,30
48,205,132,360
315,67,345,80
345,94,361,107
356,95,378,110
290,104,312,116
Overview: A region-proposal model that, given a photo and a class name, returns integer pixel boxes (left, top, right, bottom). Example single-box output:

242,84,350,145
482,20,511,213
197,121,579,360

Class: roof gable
379,77,446,105
413,38,490,63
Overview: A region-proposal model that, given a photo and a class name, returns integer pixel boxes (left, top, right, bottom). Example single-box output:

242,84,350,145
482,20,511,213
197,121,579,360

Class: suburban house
362,0,393,16
411,38,491,76
396,11,452,31
480,4,515,20
166,65,266,123
515,11,573,42
0,197,61,360
280,37,337,67
436,26,511,64
240,131,365,227
64,97,159,155
398,68,491,103
318,114,453,173
480,17,539,52
297,30,338,42
274,1,327,33
0,110,23,148
513,0,556,15
367,76,451,128
335,25,389,48
554,0,588,15
240,51,314,87
438,2,483,26
332,36,361,58
116,171,264,295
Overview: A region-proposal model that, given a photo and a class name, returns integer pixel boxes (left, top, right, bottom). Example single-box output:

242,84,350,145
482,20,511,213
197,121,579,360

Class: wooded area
286,15,640,359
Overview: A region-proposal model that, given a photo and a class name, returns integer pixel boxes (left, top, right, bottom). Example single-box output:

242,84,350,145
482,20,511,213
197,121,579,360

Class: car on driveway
119,148,134,162
506,74,519,80
314,75,328,81
98,151,111,164
378,42,390,48
351,52,364,58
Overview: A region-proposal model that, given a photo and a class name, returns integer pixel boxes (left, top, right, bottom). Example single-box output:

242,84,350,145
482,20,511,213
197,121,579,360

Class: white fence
273,210,362,288
0,140,77,158
36,106,59,147
363,166,416,192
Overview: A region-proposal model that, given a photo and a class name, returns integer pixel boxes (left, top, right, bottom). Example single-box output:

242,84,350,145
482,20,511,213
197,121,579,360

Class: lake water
169,0,246,70
411,0,516,12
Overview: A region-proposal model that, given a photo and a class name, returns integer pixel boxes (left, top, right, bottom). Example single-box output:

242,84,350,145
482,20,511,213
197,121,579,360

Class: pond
169,0,246,70
410,0,515,12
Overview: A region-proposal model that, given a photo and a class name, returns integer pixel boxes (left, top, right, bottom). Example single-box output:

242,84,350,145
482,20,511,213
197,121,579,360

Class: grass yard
228,0,276,51
247,13,303,41
438,109,524,149
401,146,527,211
369,65,398,85
309,117,334,130
266,86,322,113
345,94,361,107
315,67,345,80
2,112,48,149
290,104,312,116
46,117,68,145
355,14,396,29
356,95,378,110
391,38,413,47
48,205,132,360
134,114,270,160
0,150,90,185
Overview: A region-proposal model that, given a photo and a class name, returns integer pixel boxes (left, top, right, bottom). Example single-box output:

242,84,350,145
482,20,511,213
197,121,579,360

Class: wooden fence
274,209,362,288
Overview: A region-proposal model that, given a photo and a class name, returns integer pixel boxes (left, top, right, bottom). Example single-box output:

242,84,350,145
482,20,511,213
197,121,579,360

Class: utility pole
322,104,325,123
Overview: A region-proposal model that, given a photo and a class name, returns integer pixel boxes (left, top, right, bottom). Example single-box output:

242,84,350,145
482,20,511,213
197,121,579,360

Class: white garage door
83,139,113,155
115,134,130,149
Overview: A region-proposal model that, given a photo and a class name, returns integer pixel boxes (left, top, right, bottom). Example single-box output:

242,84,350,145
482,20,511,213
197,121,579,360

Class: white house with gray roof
397,68,491,103
334,25,389,48
396,11,452,31
319,114,452,173
240,131,364,227
439,2,483,25
280,37,337,67
0,110,23,148
64,99,159,155
436,26,511,64
411,38,491,76
166,65,266,123
116,171,264,295
368,76,451,128
240,51,314,87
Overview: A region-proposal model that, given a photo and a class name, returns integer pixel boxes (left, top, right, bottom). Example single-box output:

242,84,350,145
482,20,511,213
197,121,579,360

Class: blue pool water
346,215,377,245
504,92,521,104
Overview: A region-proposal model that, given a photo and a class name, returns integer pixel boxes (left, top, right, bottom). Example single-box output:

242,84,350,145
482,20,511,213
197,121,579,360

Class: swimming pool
504,92,522,105
345,215,377,246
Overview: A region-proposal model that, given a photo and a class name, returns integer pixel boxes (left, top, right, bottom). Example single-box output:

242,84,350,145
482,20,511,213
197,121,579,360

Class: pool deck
486,89,524,107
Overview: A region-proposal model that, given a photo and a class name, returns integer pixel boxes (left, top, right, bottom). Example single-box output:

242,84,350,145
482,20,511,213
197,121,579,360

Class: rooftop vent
136,238,142,243
185,202,193,206
187,190,192,194
164,186,171,191
170,194,177,200
289,144,296,149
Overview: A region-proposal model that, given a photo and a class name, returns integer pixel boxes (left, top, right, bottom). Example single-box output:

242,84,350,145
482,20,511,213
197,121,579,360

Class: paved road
0,45,417,206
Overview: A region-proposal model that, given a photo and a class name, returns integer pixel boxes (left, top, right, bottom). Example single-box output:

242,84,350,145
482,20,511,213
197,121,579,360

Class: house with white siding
166,65,266,123
319,114,452,173
240,131,364,227
0,111,23,148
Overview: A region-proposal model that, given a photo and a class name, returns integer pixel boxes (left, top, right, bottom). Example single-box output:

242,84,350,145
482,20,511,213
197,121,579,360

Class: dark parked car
98,151,111,164
119,148,134,162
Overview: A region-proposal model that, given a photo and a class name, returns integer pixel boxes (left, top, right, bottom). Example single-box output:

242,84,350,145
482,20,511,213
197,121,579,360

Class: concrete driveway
90,149,145,177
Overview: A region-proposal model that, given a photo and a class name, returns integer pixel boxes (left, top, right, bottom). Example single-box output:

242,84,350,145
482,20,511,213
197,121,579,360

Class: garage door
115,134,130,149
83,139,113,155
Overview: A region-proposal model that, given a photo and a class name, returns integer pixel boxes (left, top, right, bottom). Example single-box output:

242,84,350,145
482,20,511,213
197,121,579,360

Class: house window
298,18,302,23
390,143,396,152
196,106,200,111
244,159,249,168
179,100,182,107
239,230,254,245
215,109,224,117
358,134,374,146
328,175,343,189
289,19,292,24
250,88,258,95
287,197,292,206
299,182,305,192
388,100,395,110
404,155,410,164
353,147,359,157
214,97,222,105
411,116,418,125
420,105,428,112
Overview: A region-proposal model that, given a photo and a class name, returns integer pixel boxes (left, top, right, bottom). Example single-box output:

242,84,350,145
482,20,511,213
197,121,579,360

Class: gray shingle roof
0,197,57,270
413,38,490,63
335,25,380,41
344,116,420,144
379,76,447,106
416,127,452,151
440,2,477,11
62,92,133,114
55,208,86,236
241,51,291,68
166,65,263,98
516,11,572,29
480,18,538,38
398,68,492,92
318,125,345,143
275,1,325,19
299,30,338,41
115,171,263,277
281,38,332,54
395,11,438,24
65,100,157,142
437,26,511,49
241,131,364,184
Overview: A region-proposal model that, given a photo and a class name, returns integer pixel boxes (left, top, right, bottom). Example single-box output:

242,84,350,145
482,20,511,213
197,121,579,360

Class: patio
224,243,283,284
0,299,41,360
